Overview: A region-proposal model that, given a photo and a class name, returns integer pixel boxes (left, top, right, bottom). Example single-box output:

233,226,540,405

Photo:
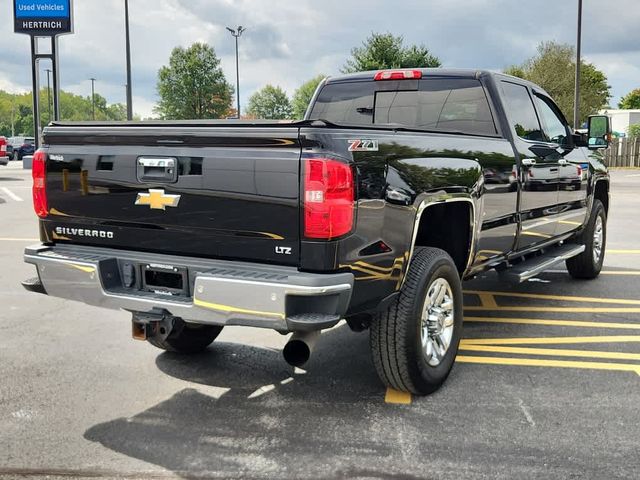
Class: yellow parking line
465,306,640,313
456,355,640,376
463,290,640,306
607,250,640,254
461,335,640,346
459,344,640,361
385,388,412,404
478,293,498,308
464,316,640,330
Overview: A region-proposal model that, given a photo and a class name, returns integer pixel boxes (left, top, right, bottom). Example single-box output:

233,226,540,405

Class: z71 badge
348,139,379,152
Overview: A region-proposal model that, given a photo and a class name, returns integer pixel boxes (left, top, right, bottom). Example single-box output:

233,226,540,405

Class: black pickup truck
23,68,611,395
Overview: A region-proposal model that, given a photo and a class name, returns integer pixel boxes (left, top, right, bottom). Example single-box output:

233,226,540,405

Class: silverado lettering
55,227,114,239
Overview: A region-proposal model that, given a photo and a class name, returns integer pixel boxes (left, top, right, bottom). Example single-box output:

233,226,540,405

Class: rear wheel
147,318,223,354
566,199,606,279
370,247,463,395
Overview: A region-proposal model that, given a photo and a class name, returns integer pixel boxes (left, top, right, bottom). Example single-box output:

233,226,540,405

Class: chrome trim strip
403,194,477,287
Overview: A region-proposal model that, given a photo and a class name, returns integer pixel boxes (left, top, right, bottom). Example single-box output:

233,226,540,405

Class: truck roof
325,68,490,83
324,68,550,98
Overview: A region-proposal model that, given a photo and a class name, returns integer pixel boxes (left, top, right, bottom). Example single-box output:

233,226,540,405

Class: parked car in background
0,137,9,166
13,137,35,160
5,139,14,160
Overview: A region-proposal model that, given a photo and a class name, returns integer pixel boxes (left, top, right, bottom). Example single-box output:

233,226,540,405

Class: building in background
599,109,640,137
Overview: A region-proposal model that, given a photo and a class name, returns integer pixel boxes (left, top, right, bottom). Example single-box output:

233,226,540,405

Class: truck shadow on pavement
83,325,439,479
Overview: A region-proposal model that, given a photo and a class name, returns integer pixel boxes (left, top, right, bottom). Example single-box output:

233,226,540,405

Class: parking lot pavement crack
517,398,535,427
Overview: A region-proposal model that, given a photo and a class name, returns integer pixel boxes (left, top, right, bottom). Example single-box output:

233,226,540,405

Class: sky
1,0,639,118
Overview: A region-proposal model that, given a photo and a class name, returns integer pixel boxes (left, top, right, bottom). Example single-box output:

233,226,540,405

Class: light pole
573,0,583,129
124,0,133,120
45,68,52,124
226,25,245,118
89,77,96,120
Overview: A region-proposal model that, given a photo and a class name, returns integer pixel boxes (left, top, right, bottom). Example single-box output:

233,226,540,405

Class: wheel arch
593,178,609,215
405,196,476,280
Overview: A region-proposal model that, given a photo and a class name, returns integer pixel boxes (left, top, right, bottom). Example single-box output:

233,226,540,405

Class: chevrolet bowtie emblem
135,189,181,210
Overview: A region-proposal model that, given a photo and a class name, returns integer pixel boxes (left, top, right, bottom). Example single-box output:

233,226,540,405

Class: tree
291,75,325,119
618,89,640,110
628,124,640,138
246,85,293,120
504,41,610,127
342,32,441,73
0,89,128,137
155,42,233,120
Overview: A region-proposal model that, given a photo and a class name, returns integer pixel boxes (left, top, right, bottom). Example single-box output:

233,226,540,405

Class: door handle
136,157,178,183
521,158,536,167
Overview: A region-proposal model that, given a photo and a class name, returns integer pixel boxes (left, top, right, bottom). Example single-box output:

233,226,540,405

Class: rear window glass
309,78,497,135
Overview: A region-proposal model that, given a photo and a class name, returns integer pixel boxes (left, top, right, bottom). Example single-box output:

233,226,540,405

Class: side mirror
587,115,611,149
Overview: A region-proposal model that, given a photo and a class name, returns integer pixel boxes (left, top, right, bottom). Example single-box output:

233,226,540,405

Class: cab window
500,81,545,141
533,94,569,146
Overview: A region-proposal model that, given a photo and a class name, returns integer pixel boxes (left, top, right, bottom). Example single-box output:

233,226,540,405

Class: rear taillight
32,150,48,218
374,69,422,81
577,166,582,177
0,138,6,153
303,158,355,239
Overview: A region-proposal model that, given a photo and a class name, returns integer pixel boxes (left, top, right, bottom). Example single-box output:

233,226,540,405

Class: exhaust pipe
283,330,321,367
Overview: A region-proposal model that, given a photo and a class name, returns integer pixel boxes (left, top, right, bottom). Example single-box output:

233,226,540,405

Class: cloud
0,0,638,117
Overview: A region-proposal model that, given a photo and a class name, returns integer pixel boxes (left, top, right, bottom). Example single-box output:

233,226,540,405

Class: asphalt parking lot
1,162,639,479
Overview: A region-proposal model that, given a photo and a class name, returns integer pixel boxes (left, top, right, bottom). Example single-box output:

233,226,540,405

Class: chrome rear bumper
24,244,353,331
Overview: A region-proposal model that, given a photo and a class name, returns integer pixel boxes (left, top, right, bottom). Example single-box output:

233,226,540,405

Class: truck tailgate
41,125,302,265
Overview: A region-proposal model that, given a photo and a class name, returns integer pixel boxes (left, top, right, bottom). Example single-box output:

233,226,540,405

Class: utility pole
573,0,583,130
226,25,245,118
45,68,52,124
124,0,133,120
10,101,15,137
90,77,96,120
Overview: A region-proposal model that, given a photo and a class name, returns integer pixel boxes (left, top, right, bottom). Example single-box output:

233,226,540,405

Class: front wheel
566,199,606,279
370,247,463,395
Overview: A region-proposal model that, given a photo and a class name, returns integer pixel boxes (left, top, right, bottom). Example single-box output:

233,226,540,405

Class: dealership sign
14,0,73,36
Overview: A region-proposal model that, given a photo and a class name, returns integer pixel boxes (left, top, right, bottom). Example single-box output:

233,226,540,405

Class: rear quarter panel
299,127,517,314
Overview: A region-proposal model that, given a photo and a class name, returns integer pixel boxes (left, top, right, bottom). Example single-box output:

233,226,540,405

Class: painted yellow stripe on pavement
463,290,640,306
478,293,498,308
465,306,640,313
607,249,640,254
461,335,640,346
0,237,39,242
464,316,640,330
459,344,640,361
385,388,412,404
456,355,640,375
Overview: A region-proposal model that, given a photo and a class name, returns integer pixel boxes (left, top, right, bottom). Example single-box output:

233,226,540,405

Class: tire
566,199,606,279
147,318,223,353
370,247,463,395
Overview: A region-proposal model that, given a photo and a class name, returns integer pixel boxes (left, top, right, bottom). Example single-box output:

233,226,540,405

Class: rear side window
309,78,497,135
500,81,545,141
